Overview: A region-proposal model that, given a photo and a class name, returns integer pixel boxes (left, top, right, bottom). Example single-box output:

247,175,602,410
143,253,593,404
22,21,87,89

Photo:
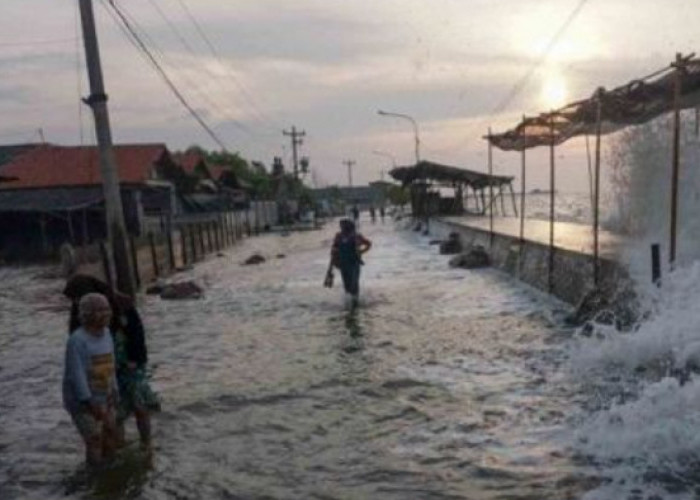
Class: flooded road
0,218,591,499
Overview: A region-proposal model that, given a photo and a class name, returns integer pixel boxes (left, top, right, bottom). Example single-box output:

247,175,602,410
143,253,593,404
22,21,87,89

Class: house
172,151,249,213
0,143,181,261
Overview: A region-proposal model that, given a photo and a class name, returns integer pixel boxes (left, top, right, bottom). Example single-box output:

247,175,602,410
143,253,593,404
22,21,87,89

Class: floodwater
0,218,595,500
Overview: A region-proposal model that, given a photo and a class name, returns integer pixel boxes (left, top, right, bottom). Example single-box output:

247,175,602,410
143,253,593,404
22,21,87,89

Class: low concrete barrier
432,217,626,305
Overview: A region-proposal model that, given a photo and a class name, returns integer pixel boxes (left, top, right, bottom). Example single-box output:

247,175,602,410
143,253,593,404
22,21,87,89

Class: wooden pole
670,53,684,267
206,221,213,253
548,114,556,293
149,233,160,278
519,148,526,275
189,224,197,262
487,128,494,248
593,89,604,285
99,241,113,289
166,225,175,270
197,223,205,256
78,0,135,296
129,235,140,287
519,149,526,244
180,226,187,265
498,184,506,215
508,182,518,217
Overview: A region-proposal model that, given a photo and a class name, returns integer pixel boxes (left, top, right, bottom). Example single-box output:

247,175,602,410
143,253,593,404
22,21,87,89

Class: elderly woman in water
62,292,119,466
64,275,159,455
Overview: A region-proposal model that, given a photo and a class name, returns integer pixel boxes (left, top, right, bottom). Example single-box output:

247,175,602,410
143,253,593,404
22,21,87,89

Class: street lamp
377,109,420,165
372,150,397,182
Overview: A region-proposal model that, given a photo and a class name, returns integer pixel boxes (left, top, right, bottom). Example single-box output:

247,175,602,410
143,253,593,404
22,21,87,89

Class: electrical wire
429,0,591,156
171,0,282,131
102,0,230,151
143,0,275,139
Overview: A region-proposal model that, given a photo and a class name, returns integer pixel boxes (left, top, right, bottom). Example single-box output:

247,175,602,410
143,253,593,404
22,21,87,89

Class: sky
0,0,698,190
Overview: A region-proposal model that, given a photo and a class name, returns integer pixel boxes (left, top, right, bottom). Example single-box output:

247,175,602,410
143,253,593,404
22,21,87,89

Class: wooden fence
75,210,257,288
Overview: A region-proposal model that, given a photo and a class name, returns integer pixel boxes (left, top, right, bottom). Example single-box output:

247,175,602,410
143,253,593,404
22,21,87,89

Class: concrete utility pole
343,159,356,187
78,0,135,296
282,126,306,180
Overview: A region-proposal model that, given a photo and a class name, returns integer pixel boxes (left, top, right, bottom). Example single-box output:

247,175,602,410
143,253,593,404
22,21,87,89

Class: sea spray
569,115,700,498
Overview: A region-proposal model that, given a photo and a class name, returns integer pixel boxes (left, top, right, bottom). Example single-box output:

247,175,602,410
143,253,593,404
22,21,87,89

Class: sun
540,71,568,109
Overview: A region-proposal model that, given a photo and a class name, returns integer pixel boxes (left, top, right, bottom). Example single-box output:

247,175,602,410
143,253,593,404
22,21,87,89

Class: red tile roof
172,151,206,175
0,144,170,189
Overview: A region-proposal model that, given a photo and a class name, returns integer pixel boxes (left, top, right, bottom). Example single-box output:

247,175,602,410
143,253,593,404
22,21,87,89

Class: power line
142,0,270,139
103,0,230,151
491,0,590,116
171,0,282,131
433,0,591,156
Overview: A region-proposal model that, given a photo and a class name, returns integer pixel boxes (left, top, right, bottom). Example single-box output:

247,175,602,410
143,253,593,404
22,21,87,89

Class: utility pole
78,0,135,296
343,159,356,187
282,126,306,180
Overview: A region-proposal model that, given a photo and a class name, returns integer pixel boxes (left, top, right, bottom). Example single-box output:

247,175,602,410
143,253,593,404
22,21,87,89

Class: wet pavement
0,218,593,500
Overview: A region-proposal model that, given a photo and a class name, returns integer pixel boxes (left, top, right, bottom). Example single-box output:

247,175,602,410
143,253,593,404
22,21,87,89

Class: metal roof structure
487,55,700,151
0,186,104,213
390,160,513,189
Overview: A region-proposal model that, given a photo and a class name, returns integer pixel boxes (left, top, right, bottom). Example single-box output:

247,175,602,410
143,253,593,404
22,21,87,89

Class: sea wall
432,217,626,305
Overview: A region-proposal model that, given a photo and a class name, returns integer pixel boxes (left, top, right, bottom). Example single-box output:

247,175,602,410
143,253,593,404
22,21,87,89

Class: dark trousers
339,264,361,296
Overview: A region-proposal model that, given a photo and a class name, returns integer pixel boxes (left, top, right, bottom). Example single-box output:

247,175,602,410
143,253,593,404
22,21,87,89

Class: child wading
331,219,372,304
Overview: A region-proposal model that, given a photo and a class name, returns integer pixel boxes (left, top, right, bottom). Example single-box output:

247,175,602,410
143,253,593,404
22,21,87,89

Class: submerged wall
432,218,626,305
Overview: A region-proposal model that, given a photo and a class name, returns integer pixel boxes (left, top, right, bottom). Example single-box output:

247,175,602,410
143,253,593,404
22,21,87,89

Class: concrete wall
432,218,626,305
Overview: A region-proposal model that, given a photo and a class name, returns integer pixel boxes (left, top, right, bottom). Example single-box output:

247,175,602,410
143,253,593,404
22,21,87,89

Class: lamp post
377,109,427,233
376,110,420,164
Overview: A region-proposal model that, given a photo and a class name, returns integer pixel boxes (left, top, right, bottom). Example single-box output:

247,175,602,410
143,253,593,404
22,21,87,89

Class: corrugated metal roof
0,143,169,189
390,161,513,189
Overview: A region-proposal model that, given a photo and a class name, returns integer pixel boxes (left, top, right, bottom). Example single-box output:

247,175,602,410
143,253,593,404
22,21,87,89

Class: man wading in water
331,219,372,305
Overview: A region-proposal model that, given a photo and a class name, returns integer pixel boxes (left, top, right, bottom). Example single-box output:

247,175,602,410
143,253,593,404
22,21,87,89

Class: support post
487,129,494,248
519,148,526,275
206,221,213,253
669,53,684,267
197,223,205,256
651,243,661,286
166,225,175,270
180,226,187,266
99,241,113,289
548,114,556,293
129,235,140,287
508,182,518,217
593,89,604,285
149,233,159,278
189,224,197,262
78,0,135,296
